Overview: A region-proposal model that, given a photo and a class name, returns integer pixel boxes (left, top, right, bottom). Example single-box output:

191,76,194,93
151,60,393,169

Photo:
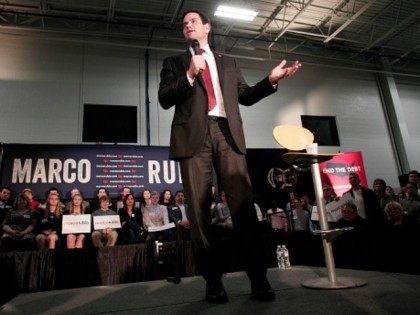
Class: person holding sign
91,195,118,247
66,193,87,249
142,191,173,242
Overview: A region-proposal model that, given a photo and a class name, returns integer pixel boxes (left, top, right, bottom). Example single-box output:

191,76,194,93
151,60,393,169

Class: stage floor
2,266,420,314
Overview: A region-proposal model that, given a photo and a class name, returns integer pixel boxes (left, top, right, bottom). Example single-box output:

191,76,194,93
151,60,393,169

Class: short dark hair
373,178,386,188
407,182,418,190
99,195,111,202
408,170,419,175
96,187,109,195
1,186,12,193
181,9,210,25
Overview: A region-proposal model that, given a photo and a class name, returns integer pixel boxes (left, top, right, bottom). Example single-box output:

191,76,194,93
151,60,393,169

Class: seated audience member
167,190,190,240
407,170,420,194
1,194,36,251
22,188,40,210
385,185,398,201
142,191,172,241
343,172,386,227
91,196,118,247
383,200,420,273
400,183,420,223
66,193,87,249
90,187,112,212
116,187,132,211
333,202,368,269
210,186,220,224
290,197,311,231
335,202,367,229
118,193,146,244
322,184,337,204
266,201,289,232
140,189,152,208
159,189,174,207
39,187,65,210
36,192,63,250
211,185,221,205
0,187,13,229
65,187,90,214
215,191,232,228
385,201,417,227
372,178,393,210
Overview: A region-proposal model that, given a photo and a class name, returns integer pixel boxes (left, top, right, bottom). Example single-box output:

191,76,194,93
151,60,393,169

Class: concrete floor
1,266,420,314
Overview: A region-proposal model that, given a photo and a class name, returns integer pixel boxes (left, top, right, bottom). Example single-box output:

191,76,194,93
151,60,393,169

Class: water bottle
276,245,285,269
282,245,291,269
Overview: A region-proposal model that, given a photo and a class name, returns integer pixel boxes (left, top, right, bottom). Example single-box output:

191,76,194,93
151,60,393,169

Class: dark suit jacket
345,187,386,226
158,51,276,160
167,204,188,224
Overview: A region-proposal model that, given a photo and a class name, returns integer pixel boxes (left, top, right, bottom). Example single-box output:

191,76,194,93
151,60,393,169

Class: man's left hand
269,60,301,85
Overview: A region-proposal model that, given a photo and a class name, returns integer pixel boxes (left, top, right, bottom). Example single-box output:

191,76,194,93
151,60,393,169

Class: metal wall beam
376,57,414,173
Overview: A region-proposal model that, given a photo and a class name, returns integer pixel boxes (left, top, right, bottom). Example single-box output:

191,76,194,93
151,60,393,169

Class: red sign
318,151,367,197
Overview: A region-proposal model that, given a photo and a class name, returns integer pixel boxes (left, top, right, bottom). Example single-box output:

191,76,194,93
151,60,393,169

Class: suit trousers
179,117,267,284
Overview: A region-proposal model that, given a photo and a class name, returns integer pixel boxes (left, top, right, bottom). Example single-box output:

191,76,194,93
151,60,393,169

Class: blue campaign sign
0,144,183,199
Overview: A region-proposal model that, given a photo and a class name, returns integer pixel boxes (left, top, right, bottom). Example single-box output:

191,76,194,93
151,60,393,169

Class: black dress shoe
251,279,275,301
206,281,229,303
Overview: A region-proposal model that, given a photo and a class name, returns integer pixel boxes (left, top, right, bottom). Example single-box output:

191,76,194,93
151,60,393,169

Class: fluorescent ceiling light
214,5,258,21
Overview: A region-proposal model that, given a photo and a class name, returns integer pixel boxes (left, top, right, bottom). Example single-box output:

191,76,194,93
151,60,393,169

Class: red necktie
198,49,217,111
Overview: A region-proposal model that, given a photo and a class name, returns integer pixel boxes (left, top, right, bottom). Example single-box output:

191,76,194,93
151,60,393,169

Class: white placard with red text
62,214,92,234
93,215,121,230
311,194,353,222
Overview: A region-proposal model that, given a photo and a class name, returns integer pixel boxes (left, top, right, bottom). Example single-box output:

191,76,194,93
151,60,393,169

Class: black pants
179,118,266,284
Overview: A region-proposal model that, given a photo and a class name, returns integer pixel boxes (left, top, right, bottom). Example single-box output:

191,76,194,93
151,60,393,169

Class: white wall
0,35,82,143
395,76,420,171
0,33,414,188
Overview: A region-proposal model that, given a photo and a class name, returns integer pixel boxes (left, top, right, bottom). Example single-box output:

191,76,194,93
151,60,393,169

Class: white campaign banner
93,215,122,230
311,194,353,222
62,214,92,234
147,223,175,232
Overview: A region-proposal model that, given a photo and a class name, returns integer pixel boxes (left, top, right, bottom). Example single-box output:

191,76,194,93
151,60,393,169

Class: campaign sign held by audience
62,214,92,234
147,223,175,232
93,215,121,230
311,193,353,222
318,151,367,197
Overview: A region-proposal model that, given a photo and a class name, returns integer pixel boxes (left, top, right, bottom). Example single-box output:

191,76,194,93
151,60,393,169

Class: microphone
190,39,201,55
189,39,203,75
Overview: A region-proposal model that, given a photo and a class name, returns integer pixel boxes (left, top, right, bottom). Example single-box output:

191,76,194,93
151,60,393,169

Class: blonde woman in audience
66,193,86,249
36,192,63,249
142,191,171,241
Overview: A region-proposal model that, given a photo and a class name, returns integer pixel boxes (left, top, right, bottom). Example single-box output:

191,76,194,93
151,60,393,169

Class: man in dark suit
167,190,190,240
158,9,301,303
343,172,386,227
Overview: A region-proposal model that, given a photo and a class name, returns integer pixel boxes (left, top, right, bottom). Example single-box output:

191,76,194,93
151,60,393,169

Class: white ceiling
1,0,420,76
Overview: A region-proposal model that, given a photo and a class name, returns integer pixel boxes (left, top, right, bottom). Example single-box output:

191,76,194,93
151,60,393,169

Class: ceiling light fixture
214,5,258,21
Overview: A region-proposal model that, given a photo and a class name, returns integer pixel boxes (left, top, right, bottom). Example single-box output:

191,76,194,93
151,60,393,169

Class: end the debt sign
318,151,367,197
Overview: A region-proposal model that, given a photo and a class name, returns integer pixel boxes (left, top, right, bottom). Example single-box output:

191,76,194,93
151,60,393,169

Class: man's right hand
179,220,190,229
187,55,206,79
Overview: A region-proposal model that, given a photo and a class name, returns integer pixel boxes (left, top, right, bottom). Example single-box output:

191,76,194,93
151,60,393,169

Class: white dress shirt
187,44,227,118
